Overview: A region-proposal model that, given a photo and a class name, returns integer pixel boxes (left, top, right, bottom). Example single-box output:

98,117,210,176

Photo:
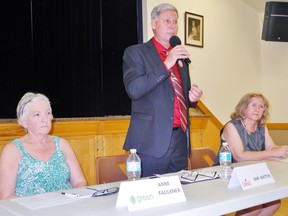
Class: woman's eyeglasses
86,187,119,197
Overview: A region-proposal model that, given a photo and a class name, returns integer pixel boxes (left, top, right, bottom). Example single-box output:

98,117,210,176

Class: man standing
122,3,203,177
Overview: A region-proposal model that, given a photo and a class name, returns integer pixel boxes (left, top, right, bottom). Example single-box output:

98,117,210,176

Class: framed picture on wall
185,12,204,47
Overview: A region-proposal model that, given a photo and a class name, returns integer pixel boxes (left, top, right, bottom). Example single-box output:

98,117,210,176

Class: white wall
261,42,288,123
142,0,288,124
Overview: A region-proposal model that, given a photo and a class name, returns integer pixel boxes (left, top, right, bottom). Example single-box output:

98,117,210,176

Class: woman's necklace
241,119,257,134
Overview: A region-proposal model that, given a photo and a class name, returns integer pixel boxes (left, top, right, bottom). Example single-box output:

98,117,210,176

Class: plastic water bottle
219,142,232,181
126,149,141,181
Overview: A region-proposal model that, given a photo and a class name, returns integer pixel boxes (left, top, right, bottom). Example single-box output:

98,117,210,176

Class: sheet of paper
11,188,96,209
12,192,77,209
70,187,96,198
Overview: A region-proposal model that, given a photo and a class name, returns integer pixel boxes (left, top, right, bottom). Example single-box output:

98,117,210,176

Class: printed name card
116,175,186,211
228,162,274,190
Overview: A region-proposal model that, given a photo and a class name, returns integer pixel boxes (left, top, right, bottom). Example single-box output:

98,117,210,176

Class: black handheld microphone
169,35,191,66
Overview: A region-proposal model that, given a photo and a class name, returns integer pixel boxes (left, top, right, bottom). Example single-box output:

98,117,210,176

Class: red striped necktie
163,49,188,132
170,69,188,132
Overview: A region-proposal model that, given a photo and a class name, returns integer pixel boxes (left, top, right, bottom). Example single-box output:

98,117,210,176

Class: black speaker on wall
262,1,288,42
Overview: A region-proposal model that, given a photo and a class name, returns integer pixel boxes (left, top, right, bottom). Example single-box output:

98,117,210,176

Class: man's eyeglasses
180,170,219,182
87,187,119,197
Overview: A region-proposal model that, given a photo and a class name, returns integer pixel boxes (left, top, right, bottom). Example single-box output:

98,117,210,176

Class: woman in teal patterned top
0,92,87,199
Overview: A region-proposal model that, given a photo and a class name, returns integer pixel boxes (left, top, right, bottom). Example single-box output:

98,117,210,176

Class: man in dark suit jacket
122,3,203,177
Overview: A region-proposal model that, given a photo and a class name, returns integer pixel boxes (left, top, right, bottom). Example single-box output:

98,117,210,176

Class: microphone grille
169,35,181,47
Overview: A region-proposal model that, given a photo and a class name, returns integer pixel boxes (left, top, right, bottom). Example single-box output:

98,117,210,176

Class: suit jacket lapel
146,40,161,64
145,39,190,94
146,39,174,90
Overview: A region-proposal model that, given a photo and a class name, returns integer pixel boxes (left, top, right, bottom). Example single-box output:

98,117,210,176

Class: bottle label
220,152,232,162
127,161,141,172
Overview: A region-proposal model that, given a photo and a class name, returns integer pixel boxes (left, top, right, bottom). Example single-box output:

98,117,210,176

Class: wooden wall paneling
97,118,130,156
68,137,97,185
0,122,24,153
0,115,218,186
189,115,209,148
202,119,221,153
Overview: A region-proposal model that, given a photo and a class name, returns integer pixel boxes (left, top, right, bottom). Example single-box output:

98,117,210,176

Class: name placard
228,162,274,190
116,175,186,211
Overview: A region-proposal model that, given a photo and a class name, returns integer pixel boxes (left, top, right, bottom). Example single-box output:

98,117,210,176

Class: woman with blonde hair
214,92,288,215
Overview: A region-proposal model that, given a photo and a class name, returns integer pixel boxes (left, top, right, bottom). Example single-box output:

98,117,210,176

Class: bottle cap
130,149,137,153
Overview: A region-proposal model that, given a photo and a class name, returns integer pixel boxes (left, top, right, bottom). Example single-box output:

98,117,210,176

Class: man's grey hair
151,3,178,20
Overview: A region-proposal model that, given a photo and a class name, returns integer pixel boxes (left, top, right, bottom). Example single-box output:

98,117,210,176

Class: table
0,160,287,216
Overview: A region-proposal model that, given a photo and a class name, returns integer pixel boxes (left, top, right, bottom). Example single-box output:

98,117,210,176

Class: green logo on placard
130,195,136,205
